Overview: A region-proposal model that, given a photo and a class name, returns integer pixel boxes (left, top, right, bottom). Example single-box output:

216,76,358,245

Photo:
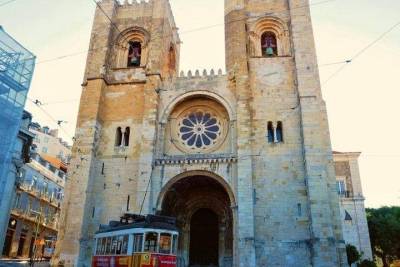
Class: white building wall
334,152,373,260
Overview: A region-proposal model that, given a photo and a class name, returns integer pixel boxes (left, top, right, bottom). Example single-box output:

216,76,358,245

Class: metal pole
30,207,42,267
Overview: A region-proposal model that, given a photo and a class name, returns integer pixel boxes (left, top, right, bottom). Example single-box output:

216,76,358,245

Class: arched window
115,127,123,147
124,127,130,147
276,121,283,143
127,41,142,67
267,122,274,143
261,32,278,57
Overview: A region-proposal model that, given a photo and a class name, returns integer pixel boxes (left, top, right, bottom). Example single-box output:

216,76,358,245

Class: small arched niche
163,44,177,78
113,27,150,68
248,16,290,57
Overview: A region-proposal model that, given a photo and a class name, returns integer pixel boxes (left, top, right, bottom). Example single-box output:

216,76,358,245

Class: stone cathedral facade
54,0,352,266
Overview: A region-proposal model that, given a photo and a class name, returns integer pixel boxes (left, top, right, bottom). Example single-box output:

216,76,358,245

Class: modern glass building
0,26,35,255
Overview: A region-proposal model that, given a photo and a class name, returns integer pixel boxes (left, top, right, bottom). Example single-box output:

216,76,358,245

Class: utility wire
323,19,400,85
0,0,18,8
36,0,335,65
91,0,122,35
40,99,79,106
27,97,75,140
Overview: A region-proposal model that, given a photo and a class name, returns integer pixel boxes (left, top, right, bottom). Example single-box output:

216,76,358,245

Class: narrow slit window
261,32,278,57
297,203,302,217
126,195,130,212
127,41,142,67
124,127,130,147
168,46,176,75
276,121,283,142
115,127,122,147
267,122,274,143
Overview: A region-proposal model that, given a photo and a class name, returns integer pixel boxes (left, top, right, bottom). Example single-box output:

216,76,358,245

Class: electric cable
91,0,123,35
36,0,336,65
0,0,18,8
322,19,400,85
27,97,75,140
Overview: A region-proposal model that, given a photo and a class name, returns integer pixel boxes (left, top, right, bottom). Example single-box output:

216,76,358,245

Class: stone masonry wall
54,0,350,266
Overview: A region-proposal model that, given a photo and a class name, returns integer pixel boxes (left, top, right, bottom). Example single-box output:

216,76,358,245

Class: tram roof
96,214,179,234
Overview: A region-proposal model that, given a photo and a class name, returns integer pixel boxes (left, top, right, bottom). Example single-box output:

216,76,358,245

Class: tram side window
159,233,172,254
116,236,123,255
172,235,178,255
133,234,143,253
100,238,106,255
111,236,118,255
144,232,158,252
121,235,129,254
105,237,112,254
96,239,102,255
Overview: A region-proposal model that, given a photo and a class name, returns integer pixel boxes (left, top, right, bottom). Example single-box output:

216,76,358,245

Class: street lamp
30,207,43,267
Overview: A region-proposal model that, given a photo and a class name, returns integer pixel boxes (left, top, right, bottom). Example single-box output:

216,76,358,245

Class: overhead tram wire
91,0,123,35
0,0,18,8
322,19,400,85
40,99,79,106
36,0,336,65
27,97,75,140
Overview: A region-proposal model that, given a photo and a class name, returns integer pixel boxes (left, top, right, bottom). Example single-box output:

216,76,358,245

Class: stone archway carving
156,170,236,211
160,91,236,124
157,171,235,267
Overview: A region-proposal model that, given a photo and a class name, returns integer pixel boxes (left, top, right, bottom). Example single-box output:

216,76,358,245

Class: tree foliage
358,259,377,267
366,207,400,267
346,244,361,266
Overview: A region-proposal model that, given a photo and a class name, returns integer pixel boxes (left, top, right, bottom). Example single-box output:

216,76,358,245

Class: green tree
346,244,361,266
366,207,400,267
358,259,377,267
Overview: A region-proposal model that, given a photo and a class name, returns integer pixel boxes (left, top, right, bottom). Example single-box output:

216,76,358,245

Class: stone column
135,76,161,215
53,0,118,266
225,1,256,265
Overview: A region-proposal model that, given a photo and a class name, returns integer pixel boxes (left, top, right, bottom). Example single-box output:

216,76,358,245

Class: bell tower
224,0,347,266
54,0,180,266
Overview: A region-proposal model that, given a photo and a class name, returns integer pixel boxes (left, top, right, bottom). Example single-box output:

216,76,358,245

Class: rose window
178,112,222,149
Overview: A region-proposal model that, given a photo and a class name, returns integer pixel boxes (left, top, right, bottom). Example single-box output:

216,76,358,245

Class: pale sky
0,0,399,208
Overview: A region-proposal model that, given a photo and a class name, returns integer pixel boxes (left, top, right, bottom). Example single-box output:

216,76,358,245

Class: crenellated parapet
177,69,226,80
99,0,151,5
117,0,152,8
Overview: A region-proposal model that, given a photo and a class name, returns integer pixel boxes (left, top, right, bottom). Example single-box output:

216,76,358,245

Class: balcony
10,208,59,231
338,191,354,199
17,183,62,209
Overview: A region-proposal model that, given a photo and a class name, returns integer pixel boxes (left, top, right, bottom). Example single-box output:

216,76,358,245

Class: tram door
189,209,219,266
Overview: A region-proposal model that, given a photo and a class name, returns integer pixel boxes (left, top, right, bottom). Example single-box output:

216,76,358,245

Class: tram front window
159,233,172,254
144,232,158,252
172,235,178,255
133,234,143,253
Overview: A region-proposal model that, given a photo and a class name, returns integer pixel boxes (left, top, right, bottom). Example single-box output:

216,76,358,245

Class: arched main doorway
159,173,234,267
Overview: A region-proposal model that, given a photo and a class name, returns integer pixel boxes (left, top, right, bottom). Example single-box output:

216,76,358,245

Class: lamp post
30,207,42,267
